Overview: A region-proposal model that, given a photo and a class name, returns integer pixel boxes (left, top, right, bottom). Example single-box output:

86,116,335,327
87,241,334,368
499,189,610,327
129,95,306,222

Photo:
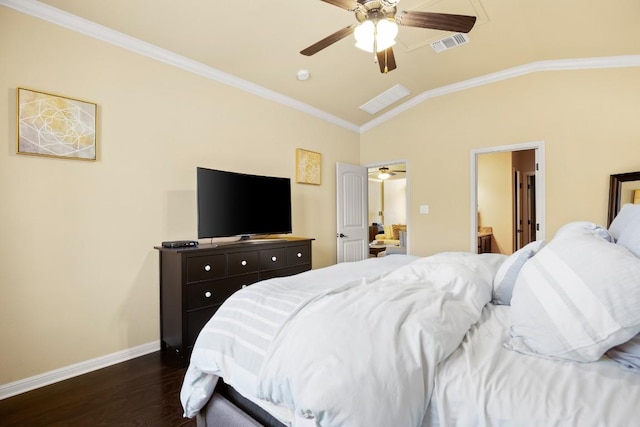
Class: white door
336,162,368,263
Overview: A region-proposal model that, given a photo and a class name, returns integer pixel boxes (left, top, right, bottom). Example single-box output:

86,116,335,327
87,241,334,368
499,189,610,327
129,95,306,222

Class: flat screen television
196,167,292,240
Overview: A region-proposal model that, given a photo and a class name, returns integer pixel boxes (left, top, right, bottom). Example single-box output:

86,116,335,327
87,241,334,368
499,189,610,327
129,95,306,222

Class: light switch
419,205,429,214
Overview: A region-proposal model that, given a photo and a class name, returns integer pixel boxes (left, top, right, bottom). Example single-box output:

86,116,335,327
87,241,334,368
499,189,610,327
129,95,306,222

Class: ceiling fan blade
300,25,357,56
376,47,397,74
396,11,476,33
320,0,359,11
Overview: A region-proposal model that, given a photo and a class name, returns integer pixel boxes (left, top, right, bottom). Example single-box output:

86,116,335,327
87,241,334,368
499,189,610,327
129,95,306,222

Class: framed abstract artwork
296,148,321,185
16,87,97,161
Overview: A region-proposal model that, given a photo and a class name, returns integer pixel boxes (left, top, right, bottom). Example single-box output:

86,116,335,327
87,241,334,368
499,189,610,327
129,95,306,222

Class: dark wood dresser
155,237,313,367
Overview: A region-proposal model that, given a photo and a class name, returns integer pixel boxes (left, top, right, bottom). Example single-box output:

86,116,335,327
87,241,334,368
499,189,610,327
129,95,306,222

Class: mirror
608,171,640,226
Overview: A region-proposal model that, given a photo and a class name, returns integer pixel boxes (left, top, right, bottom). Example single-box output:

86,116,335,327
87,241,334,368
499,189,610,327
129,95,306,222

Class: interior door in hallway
336,162,368,263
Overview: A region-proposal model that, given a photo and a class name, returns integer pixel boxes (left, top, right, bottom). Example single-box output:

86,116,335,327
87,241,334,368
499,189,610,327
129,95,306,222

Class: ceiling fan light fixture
377,166,392,180
354,19,398,53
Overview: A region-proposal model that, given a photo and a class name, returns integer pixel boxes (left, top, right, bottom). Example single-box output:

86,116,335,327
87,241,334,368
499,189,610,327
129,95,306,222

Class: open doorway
367,162,408,257
470,142,546,255
512,150,537,250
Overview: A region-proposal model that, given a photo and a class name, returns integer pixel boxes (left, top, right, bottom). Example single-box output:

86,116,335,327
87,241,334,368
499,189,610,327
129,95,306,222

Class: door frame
364,159,410,254
470,141,546,253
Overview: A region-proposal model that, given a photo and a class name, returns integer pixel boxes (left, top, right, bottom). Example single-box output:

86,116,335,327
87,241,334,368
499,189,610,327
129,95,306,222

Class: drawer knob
271,256,277,262
204,291,212,298
297,252,302,258
241,260,247,266
204,264,211,272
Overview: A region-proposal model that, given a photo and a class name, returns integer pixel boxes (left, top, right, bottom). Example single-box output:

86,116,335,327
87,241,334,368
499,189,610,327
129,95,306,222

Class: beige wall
368,178,382,225
478,152,513,254
0,10,358,385
384,179,407,226
361,67,640,256
368,178,407,226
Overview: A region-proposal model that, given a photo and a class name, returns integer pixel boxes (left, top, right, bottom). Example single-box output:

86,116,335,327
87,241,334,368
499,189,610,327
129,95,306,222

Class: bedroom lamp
354,19,398,53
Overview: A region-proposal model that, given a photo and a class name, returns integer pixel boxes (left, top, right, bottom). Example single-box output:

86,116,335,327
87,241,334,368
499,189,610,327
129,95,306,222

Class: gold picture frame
296,148,321,185
17,87,97,161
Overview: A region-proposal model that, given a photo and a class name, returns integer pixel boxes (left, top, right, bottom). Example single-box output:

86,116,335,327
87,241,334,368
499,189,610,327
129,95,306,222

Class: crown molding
359,54,640,133
2,1,639,135
0,0,360,133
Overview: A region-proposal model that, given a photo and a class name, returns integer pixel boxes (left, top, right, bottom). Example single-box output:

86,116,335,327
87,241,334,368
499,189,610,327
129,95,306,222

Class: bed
180,203,640,427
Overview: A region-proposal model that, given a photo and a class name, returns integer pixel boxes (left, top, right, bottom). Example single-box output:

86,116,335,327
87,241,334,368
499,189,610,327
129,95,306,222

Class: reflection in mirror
608,171,640,226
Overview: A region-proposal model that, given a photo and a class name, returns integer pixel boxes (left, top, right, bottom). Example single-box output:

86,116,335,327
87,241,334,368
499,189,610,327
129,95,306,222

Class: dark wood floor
0,351,196,427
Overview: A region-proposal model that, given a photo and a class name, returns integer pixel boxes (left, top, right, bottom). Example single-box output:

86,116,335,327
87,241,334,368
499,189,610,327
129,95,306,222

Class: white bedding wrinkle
428,304,640,427
181,253,505,426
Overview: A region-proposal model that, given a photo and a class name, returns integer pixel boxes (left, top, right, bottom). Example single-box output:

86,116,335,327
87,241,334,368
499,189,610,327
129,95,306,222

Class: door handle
337,233,348,238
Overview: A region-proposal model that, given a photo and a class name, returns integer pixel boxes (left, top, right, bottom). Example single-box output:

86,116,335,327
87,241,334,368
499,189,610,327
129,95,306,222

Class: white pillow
609,203,640,241
492,240,545,305
607,332,640,372
506,226,640,362
555,221,612,242
616,217,640,258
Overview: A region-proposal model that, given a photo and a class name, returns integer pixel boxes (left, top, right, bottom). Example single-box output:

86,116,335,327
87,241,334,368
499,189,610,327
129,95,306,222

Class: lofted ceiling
8,0,640,130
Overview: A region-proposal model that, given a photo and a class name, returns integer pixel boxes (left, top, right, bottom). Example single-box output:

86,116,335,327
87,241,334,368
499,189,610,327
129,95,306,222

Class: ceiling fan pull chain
373,21,378,61
383,49,389,73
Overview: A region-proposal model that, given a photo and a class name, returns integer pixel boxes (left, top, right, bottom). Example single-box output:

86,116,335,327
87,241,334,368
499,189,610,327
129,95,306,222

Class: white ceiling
6,0,640,131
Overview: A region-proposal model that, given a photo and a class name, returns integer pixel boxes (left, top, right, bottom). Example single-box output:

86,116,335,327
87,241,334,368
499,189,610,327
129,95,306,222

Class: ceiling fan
370,166,406,180
300,0,477,73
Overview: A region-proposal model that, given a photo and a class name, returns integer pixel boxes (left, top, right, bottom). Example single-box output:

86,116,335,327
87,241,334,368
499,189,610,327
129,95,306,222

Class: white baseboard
0,341,160,400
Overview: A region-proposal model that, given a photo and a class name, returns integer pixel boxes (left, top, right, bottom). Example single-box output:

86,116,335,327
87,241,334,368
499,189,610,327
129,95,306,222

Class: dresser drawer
186,273,260,310
227,251,259,276
187,254,226,283
287,244,310,266
187,306,217,347
259,248,287,270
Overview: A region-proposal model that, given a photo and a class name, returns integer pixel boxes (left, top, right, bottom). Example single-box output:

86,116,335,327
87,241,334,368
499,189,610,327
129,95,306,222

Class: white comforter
181,252,505,426
426,304,640,427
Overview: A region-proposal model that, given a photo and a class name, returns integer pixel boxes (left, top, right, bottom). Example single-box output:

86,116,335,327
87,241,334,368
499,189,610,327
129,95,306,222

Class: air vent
430,33,470,53
359,84,411,115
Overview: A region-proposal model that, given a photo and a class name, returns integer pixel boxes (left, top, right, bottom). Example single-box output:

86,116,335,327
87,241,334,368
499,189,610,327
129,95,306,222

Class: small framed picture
296,148,321,185
17,87,97,161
